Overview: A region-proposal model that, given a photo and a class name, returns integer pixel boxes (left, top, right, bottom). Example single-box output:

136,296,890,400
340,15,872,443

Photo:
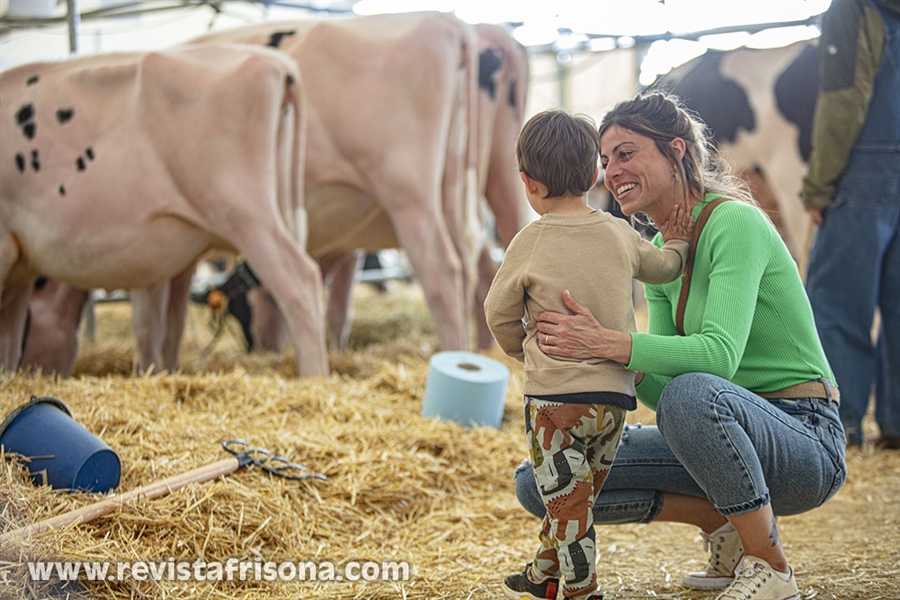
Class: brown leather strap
757,380,841,407
676,198,727,335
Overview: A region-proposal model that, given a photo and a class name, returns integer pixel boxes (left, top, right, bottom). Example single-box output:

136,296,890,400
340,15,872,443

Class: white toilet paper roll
421,351,510,428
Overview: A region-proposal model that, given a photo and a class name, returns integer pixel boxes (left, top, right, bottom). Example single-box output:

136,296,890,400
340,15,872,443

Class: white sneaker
715,556,800,600
682,522,744,589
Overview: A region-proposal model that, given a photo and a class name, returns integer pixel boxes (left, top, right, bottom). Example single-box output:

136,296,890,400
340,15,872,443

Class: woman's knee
514,461,547,518
657,373,732,438
659,372,715,415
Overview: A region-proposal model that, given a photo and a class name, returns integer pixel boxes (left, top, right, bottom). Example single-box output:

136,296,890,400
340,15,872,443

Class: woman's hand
536,290,633,363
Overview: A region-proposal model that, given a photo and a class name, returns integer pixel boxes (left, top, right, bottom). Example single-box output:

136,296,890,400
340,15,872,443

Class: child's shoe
502,563,560,600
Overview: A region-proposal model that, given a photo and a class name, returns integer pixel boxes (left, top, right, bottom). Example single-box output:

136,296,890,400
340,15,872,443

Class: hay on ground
1,283,898,599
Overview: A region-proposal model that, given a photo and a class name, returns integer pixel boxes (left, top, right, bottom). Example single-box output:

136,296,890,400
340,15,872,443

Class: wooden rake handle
0,456,240,546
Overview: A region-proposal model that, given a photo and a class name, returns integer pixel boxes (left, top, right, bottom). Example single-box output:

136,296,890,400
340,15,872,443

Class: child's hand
659,203,694,243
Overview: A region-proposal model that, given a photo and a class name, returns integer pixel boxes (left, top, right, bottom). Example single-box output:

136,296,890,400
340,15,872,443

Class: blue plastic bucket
0,396,120,493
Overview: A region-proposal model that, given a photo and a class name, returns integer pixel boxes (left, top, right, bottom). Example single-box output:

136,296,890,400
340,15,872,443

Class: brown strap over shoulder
676,198,727,335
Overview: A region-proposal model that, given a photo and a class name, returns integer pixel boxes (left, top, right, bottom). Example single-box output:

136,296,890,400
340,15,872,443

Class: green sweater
628,195,835,410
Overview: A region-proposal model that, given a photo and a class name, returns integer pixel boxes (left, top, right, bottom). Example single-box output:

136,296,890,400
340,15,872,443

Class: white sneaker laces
718,562,771,600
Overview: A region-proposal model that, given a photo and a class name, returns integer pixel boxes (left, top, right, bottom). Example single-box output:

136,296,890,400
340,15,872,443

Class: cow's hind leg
162,266,194,372
130,282,171,374
322,250,363,352
389,202,468,352
475,243,498,350
237,228,328,377
247,287,285,353
0,282,32,373
0,232,30,373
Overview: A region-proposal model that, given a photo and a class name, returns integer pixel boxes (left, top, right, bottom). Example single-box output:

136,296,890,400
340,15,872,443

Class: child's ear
520,171,539,194
591,167,600,187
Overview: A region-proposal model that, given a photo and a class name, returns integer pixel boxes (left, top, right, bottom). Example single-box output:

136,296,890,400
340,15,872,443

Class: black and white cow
653,40,818,264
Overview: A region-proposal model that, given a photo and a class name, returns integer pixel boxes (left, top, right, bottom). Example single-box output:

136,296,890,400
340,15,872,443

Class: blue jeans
515,373,847,522
806,177,900,444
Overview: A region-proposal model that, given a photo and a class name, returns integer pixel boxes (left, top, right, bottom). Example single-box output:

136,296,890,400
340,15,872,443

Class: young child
485,109,693,600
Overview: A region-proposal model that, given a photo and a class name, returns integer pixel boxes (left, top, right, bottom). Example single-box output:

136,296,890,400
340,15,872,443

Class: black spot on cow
267,30,296,48
34,276,48,291
56,108,75,124
26,75,39,86
478,48,503,100
507,80,518,111
16,103,34,125
75,147,95,171
654,51,755,145
774,44,818,162
59,185,66,196
31,149,40,172
15,153,26,173
15,104,37,139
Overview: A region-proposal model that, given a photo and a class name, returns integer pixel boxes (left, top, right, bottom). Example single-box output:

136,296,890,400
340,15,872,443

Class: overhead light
639,38,707,86
555,31,588,51
513,24,560,47
588,37,617,52
746,25,820,49
699,31,751,51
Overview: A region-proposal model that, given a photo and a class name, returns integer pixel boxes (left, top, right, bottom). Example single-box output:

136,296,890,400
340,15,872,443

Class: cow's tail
461,21,483,263
511,38,529,130
283,59,308,250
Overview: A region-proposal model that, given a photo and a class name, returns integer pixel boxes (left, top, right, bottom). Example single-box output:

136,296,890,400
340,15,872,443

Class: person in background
517,91,846,600
485,109,692,600
801,0,900,449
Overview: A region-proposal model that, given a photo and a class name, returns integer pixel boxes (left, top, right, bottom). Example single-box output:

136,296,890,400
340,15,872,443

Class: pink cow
0,43,328,377
192,12,487,354
197,15,532,355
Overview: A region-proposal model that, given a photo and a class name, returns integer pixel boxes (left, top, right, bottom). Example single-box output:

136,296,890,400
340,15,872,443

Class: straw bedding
1,282,898,599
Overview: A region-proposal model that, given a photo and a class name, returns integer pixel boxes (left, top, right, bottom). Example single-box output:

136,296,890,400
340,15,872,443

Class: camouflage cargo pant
525,397,626,599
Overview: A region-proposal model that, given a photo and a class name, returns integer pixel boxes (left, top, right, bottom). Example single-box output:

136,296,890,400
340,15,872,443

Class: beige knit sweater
484,210,688,397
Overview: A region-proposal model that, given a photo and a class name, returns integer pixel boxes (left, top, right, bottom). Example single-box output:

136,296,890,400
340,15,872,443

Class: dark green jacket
801,0,900,209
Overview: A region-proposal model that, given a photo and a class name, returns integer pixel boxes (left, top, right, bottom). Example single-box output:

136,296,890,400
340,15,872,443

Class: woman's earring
672,166,680,182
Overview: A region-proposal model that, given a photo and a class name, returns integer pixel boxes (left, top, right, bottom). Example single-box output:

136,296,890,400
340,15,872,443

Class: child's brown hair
516,109,600,198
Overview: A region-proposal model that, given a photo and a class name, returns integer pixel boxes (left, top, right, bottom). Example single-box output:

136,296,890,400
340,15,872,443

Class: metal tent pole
66,0,80,54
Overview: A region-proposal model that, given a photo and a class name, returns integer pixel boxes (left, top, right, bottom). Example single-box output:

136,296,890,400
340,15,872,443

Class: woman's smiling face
600,125,676,218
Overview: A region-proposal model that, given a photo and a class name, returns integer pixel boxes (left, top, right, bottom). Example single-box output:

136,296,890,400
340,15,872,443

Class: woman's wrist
602,329,634,364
